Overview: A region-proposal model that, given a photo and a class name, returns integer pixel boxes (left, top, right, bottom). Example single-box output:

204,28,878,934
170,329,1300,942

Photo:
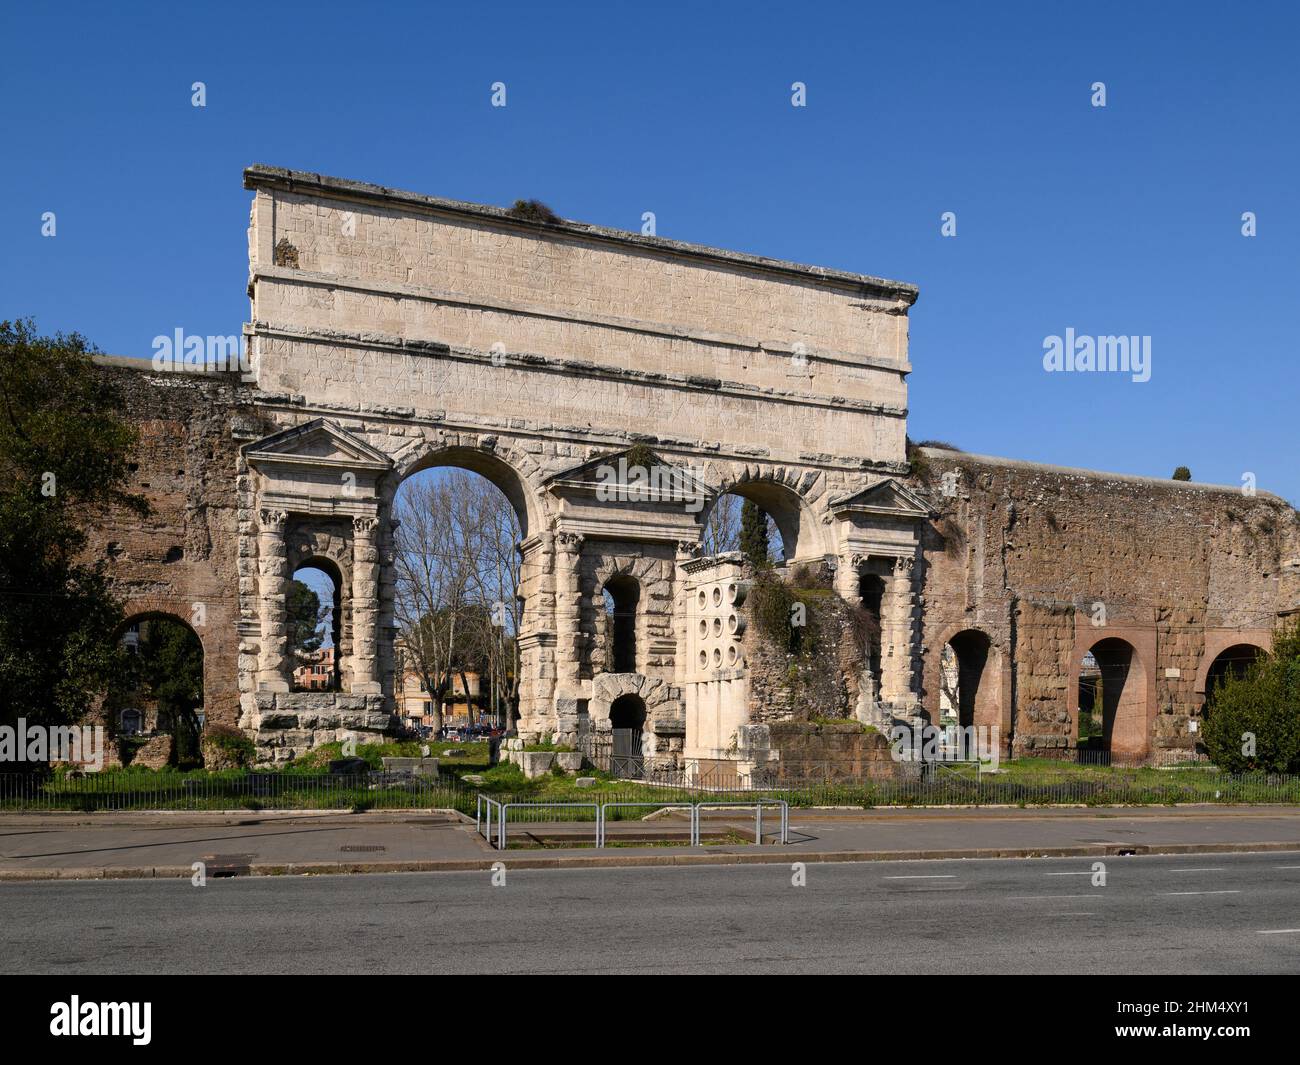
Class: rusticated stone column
256,508,291,692
879,554,919,708
552,531,584,724
351,515,381,694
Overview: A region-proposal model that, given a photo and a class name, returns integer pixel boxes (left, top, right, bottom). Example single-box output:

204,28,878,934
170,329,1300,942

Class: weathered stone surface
82,166,1299,775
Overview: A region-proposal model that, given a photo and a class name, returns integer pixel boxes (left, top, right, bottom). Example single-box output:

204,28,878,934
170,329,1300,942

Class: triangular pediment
243,418,393,472
544,446,712,501
829,477,932,518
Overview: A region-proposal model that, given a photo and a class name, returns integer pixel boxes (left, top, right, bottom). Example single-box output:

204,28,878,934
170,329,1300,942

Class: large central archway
388,445,536,732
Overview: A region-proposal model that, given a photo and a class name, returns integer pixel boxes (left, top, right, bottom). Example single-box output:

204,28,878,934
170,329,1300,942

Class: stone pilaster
256,508,291,692
879,554,919,708
351,515,381,694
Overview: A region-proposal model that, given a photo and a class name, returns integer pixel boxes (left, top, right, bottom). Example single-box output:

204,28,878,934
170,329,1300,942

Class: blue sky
4,0,1297,502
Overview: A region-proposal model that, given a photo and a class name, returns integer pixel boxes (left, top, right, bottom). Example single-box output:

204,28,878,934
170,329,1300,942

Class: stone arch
285,532,353,690
934,626,1008,743
389,439,545,539
1199,642,1268,713
590,672,676,723
1194,630,1272,698
385,438,547,723
590,555,669,677
1078,636,1150,758
110,609,206,762
287,554,344,691
111,599,211,713
698,463,828,561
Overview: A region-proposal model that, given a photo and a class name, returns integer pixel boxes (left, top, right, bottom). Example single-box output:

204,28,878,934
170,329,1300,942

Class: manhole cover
339,845,387,853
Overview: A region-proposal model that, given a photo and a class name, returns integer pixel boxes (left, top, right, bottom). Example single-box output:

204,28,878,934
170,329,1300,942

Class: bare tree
701,492,742,556
393,470,522,733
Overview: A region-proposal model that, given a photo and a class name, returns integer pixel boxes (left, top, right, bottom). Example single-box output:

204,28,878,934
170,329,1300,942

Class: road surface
3,851,1300,974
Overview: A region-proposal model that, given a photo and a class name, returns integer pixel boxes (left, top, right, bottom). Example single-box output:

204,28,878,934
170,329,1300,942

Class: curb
3,840,1299,882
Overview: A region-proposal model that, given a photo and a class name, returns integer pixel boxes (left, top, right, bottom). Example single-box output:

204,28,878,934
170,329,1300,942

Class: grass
8,754,1300,814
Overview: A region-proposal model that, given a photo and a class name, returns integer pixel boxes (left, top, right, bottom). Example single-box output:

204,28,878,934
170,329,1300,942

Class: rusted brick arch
1070,628,1156,759
1193,629,1273,700
698,461,829,562
931,624,1012,750
109,601,207,729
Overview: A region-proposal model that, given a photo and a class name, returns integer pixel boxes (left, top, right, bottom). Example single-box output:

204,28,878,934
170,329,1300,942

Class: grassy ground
4,750,1297,813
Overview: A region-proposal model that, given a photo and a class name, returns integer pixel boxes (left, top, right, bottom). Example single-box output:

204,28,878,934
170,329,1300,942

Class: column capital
353,514,380,537
258,508,288,532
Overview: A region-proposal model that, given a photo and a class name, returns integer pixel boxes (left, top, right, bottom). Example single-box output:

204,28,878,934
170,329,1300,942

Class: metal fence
0,770,469,813
2,762,1298,814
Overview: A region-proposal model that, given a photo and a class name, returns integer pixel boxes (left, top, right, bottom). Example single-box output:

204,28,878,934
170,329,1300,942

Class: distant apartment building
397,668,482,728
293,647,337,691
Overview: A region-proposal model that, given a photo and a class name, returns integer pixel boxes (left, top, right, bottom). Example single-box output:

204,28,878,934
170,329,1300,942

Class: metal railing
475,796,790,850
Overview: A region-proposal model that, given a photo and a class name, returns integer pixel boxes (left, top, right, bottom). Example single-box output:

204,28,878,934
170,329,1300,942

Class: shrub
201,724,255,769
1172,466,1192,481
507,199,561,224
1201,620,1300,773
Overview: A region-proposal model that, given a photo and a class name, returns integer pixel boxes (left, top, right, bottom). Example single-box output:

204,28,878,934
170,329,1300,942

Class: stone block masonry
76,166,1300,770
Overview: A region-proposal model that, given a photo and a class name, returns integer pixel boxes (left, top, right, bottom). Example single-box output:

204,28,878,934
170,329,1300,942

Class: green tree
130,618,204,765
0,319,146,740
1201,620,1300,773
286,579,326,658
1172,466,1192,481
739,499,772,570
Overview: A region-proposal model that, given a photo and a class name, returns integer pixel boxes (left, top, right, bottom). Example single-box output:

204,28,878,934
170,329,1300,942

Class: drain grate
201,853,255,877
339,844,387,853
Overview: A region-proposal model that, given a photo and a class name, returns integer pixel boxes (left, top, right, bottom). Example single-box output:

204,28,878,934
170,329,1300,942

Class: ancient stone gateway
87,166,1300,767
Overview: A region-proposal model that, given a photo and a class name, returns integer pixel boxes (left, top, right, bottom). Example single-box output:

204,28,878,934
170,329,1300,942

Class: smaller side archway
110,612,206,766
932,626,1010,751
1200,643,1268,715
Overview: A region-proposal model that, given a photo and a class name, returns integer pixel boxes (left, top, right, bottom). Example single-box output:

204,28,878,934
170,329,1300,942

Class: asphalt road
4,852,1300,974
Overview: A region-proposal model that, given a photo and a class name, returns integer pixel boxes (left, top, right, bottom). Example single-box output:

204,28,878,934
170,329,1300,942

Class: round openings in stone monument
698,619,708,637
698,650,708,669
727,614,742,634
711,617,723,637
726,645,738,666
711,586,722,606
711,647,722,667
697,590,707,608
727,582,738,604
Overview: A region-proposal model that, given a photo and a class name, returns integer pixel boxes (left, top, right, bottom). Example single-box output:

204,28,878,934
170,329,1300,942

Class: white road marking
1165,868,1225,873
1160,890,1240,896
1257,929,1300,935
1009,894,1103,900
1045,871,1094,876
884,874,956,880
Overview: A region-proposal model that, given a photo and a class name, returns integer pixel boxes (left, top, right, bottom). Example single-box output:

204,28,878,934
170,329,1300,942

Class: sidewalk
1,805,1299,880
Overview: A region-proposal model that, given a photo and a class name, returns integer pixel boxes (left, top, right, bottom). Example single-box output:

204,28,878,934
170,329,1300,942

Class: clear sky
4,1,1297,503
